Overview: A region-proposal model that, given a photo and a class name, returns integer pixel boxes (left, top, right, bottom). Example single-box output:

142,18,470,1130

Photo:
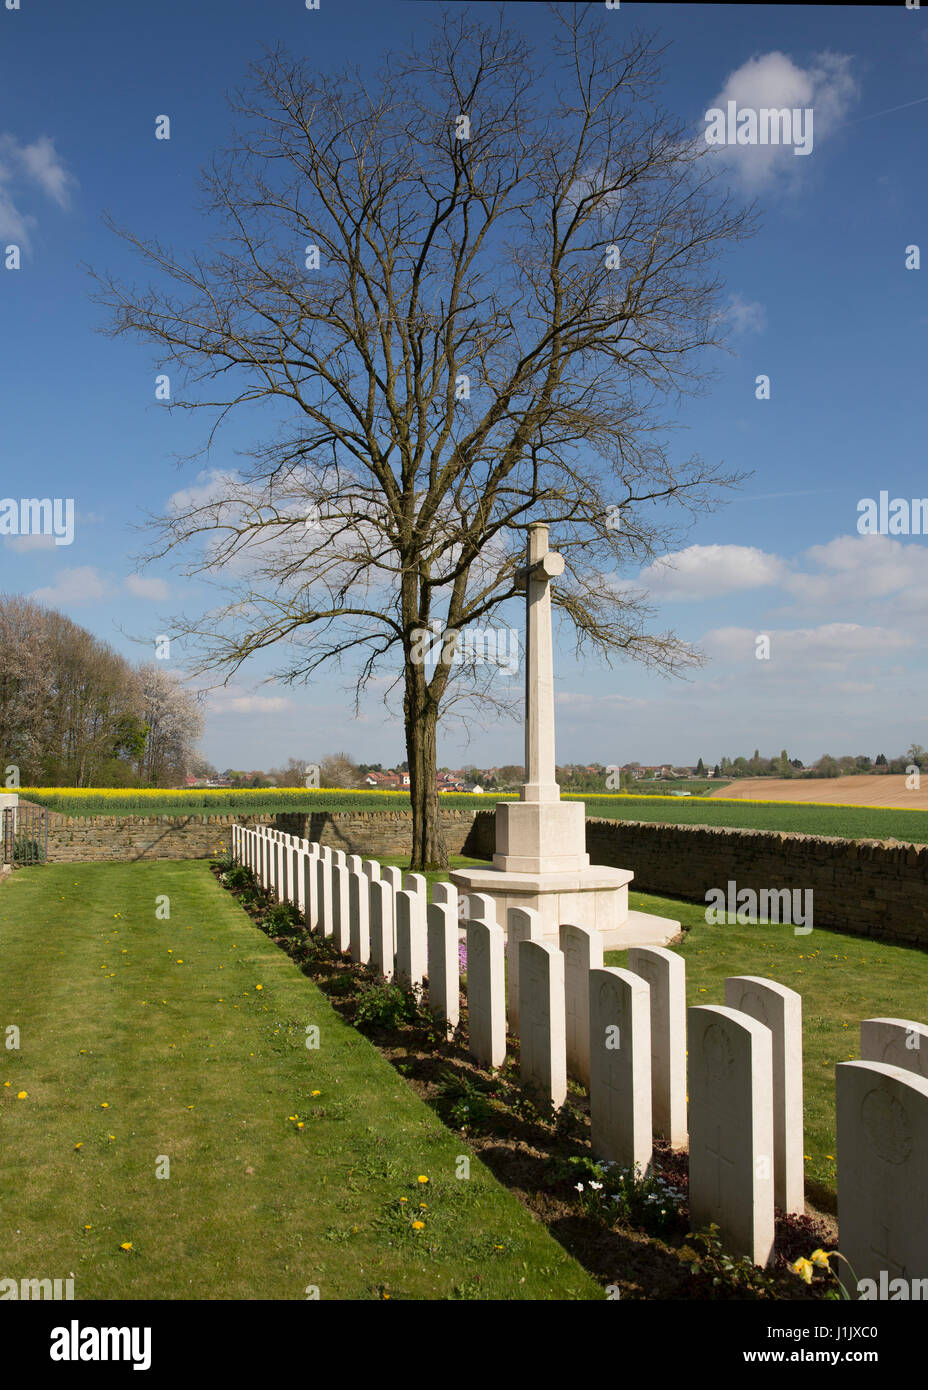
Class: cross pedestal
451,523,678,951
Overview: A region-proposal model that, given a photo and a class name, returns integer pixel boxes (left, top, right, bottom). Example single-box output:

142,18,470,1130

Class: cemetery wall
38,808,928,949
42,809,480,864
466,811,928,946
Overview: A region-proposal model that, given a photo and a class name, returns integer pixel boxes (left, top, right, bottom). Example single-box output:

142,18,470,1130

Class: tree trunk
404,658,447,870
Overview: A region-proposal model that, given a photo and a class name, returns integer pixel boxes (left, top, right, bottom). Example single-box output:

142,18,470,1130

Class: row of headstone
230,826,928,1290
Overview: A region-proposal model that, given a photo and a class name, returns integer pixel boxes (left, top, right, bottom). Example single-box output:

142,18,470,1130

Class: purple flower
458,940,468,970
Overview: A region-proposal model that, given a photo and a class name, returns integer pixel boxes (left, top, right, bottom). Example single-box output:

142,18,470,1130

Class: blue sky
1,1,927,773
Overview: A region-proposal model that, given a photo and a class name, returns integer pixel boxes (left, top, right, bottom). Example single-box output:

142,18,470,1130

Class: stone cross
516,523,565,803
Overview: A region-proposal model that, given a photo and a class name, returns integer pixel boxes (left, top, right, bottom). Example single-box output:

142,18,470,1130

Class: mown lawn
608,890,928,1212
0,860,600,1300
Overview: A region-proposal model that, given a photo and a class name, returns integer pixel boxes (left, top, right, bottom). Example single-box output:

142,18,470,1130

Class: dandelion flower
74,1142,83,1150
119,1242,133,1253
16,1091,27,1100
412,1221,425,1230
417,1175,429,1184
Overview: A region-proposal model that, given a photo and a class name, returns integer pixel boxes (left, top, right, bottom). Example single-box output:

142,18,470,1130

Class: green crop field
22,786,928,843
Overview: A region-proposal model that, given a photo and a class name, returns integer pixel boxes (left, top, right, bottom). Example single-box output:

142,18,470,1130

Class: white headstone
332,863,351,952
347,854,363,876
395,889,427,997
380,865,403,894
404,872,427,897
588,967,652,1173
466,913,506,1070
519,939,567,1109
860,1018,928,1082
348,870,371,965
507,906,543,1035
369,879,395,981
726,975,804,1213
837,1059,928,1292
688,1004,775,1267
560,922,603,1087
315,856,332,938
303,851,318,930
363,859,381,881
432,881,458,915
427,900,460,1035
629,945,687,1146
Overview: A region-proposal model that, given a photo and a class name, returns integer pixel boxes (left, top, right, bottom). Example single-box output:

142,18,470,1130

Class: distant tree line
716,747,926,778
0,595,203,787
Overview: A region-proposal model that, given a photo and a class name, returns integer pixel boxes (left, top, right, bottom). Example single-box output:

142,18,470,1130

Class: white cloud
780,535,928,613
637,544,787,600
0,132,76,247
3,532,57,552
126,574,170,600
207,686,293,715
726,294,767,335
703,50,859,191
703,622,914,670
31,567,108,605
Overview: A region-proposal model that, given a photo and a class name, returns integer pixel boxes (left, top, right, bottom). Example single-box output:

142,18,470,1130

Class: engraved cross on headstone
515,523,565,804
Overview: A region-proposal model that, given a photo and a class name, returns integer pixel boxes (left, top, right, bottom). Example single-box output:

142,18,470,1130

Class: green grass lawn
0,860,599,1300
24,787,928,842
608,890,928,1213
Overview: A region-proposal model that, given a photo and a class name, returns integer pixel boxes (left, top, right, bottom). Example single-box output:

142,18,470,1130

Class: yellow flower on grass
100,1103,109,1109
411,1221,425,1230
3,1081,10,1087
255,985,263,991
399,1198,408,1204
176,960,183,965
417,1175,429,1184
311,1090,321,1096
83,1225,91,1230
119,1242,133,1253
790,1257,814,1284
74,1142,83,1150
16,1091,27,1100
296,1122,304,1130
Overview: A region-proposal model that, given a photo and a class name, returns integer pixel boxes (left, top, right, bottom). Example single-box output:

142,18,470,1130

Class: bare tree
93,7,753,866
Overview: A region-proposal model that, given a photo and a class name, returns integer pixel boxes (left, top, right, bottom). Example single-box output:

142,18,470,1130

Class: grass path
0,861,599,1300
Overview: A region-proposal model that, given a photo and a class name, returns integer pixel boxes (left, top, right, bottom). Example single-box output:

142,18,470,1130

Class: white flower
575,1182,585,1192
590,1181,603,1191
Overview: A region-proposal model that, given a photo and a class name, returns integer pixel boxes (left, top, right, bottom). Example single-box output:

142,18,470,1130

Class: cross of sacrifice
514,523,565,804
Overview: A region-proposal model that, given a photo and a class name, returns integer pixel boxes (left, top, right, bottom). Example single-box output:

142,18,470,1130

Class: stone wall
467,810,928,947
44,810,482,864
41,805,928,947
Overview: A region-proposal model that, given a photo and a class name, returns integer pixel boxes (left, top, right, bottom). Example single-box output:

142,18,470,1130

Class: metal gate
1,803,48,865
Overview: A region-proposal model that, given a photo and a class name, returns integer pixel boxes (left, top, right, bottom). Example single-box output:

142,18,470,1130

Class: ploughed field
709,774,928,810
